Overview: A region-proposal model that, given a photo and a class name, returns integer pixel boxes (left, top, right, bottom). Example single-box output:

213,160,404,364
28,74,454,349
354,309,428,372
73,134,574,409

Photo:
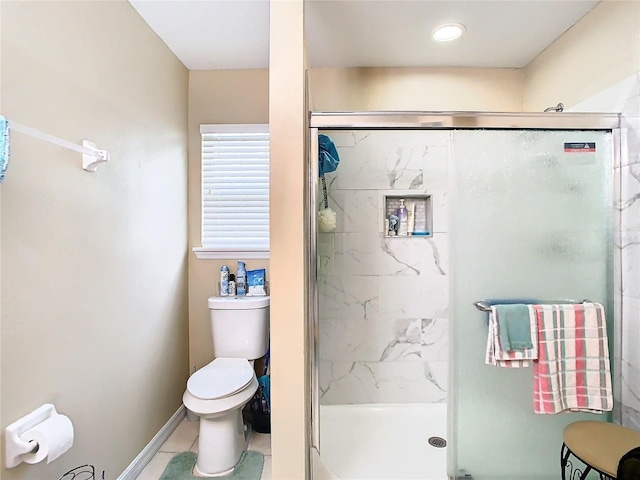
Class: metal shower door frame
306,111,622,480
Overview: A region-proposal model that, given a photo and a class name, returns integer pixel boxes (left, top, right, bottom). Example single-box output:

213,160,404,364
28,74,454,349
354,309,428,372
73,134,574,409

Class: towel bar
474,300,592,313
474,301,492,312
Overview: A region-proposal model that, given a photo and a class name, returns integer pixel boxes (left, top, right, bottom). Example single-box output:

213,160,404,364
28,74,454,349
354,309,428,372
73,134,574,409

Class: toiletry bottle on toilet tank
228,274,236,296
236,261,247,296
220,265,230,296
397,199,408,236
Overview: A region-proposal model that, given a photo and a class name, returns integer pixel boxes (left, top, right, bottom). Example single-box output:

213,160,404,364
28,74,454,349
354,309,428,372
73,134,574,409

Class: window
193,124,269,259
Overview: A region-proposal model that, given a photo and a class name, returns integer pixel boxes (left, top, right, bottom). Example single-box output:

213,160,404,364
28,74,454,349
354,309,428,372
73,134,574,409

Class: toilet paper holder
5,403,60,468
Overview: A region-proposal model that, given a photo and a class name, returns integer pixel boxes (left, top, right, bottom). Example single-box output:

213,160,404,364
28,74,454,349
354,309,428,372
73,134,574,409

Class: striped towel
533,303,613,414
486,305,538,368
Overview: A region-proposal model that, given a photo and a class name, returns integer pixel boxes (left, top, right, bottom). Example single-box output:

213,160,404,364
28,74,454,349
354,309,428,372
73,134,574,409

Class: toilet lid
187,358,254,400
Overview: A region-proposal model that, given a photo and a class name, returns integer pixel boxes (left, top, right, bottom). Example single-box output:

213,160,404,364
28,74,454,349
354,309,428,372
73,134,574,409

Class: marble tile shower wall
318,130,450,405
573,72,640,429
618,77,640,430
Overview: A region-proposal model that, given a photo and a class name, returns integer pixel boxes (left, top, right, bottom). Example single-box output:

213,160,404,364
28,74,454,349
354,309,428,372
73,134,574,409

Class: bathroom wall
268,1,309,478
318,130,449,405
309,67,524,112
569,73,640,430
524,0,640,112
0,2,189,479
187,69,269,370
620,85,640,431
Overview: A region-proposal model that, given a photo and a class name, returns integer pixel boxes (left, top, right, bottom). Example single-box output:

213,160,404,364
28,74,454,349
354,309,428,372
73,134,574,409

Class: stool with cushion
561,421,640,480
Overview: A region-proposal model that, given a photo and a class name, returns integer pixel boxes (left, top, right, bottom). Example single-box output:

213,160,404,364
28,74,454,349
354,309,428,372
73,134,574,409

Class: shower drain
428,436,447,448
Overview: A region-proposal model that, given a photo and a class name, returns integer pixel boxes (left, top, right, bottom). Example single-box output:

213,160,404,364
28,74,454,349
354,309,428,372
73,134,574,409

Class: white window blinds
200,124,269,255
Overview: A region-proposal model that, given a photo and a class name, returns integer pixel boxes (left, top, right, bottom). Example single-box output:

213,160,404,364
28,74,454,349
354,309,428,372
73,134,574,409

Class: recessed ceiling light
432,23,465,42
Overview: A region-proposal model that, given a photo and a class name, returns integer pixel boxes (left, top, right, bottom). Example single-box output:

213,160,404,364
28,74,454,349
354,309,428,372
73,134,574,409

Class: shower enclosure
307,112,622,480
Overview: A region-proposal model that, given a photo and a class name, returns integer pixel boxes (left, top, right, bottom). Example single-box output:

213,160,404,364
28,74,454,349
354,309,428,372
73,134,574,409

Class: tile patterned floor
135,418,272,480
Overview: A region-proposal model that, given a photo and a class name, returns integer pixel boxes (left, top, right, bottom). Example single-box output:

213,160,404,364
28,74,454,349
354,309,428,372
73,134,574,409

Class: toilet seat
187,358,254,400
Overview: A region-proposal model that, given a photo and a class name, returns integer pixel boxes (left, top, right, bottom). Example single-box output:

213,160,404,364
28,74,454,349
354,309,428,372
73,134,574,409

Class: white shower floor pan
318,403,448,480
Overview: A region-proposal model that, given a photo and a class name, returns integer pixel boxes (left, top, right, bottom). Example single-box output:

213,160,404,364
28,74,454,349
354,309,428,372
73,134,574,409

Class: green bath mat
159,451,264,480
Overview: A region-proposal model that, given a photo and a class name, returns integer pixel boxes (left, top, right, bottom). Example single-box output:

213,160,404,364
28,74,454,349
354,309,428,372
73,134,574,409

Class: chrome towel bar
474,301,493,312
474,300,592,312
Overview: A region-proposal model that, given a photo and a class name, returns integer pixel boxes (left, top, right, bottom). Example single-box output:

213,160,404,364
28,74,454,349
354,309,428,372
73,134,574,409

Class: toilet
183,295,270,477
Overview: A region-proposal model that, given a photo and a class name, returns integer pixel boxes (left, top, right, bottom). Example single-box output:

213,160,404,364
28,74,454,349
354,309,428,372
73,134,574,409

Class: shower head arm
543,103,565,113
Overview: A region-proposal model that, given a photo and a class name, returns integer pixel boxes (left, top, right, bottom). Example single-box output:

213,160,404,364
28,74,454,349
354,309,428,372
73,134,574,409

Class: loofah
318,207,337,232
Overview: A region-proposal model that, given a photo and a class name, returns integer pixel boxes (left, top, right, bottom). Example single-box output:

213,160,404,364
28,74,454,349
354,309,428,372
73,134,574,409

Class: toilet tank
208,296,270,359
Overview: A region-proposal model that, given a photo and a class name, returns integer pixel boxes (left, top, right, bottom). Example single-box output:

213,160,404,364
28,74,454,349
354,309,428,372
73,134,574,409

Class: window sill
192,247,270,260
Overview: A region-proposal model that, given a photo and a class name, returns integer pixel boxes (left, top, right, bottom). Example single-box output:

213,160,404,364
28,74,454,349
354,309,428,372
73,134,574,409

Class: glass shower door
451,129,613,480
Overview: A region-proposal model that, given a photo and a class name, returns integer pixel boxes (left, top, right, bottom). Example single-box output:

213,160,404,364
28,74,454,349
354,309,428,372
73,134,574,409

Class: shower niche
383,194,432,237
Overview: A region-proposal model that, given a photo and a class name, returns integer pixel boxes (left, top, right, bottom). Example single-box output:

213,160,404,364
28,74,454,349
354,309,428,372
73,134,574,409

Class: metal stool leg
577,465,593,480
561,442,615,480
562,442,597,480
561,443,571,480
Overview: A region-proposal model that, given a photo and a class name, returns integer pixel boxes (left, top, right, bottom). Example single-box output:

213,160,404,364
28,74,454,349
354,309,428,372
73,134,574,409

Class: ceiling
129,0,600,71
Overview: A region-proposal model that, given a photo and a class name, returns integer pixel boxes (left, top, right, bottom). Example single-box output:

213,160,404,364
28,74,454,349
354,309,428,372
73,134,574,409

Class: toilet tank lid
208,296,270,310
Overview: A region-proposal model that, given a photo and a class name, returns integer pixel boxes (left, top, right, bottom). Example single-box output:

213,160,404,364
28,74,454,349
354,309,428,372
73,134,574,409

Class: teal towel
496,304,533,351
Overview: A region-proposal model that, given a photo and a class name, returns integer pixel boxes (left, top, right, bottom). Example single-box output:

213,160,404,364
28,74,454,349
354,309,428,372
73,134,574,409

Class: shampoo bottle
236,261,247,296
407,202,416,235
397,199,408,236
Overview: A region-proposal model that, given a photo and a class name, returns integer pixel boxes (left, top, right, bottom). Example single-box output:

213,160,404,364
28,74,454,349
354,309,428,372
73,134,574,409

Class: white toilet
183,295,270,477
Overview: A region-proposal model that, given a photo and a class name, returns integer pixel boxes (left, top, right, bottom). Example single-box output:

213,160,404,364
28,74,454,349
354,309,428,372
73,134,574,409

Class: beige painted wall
309,67,525,111
524,0,640,110
0,2,189,478
187,70,269,371
269,1,309,478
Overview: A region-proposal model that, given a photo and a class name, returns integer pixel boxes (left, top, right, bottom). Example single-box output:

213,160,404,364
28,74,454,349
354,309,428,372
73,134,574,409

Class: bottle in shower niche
236,261,247,296
397,199,409,236
220,265,230,296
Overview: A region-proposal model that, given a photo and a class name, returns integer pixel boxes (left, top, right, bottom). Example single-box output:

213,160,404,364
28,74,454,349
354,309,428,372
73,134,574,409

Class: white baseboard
116,405,186,480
